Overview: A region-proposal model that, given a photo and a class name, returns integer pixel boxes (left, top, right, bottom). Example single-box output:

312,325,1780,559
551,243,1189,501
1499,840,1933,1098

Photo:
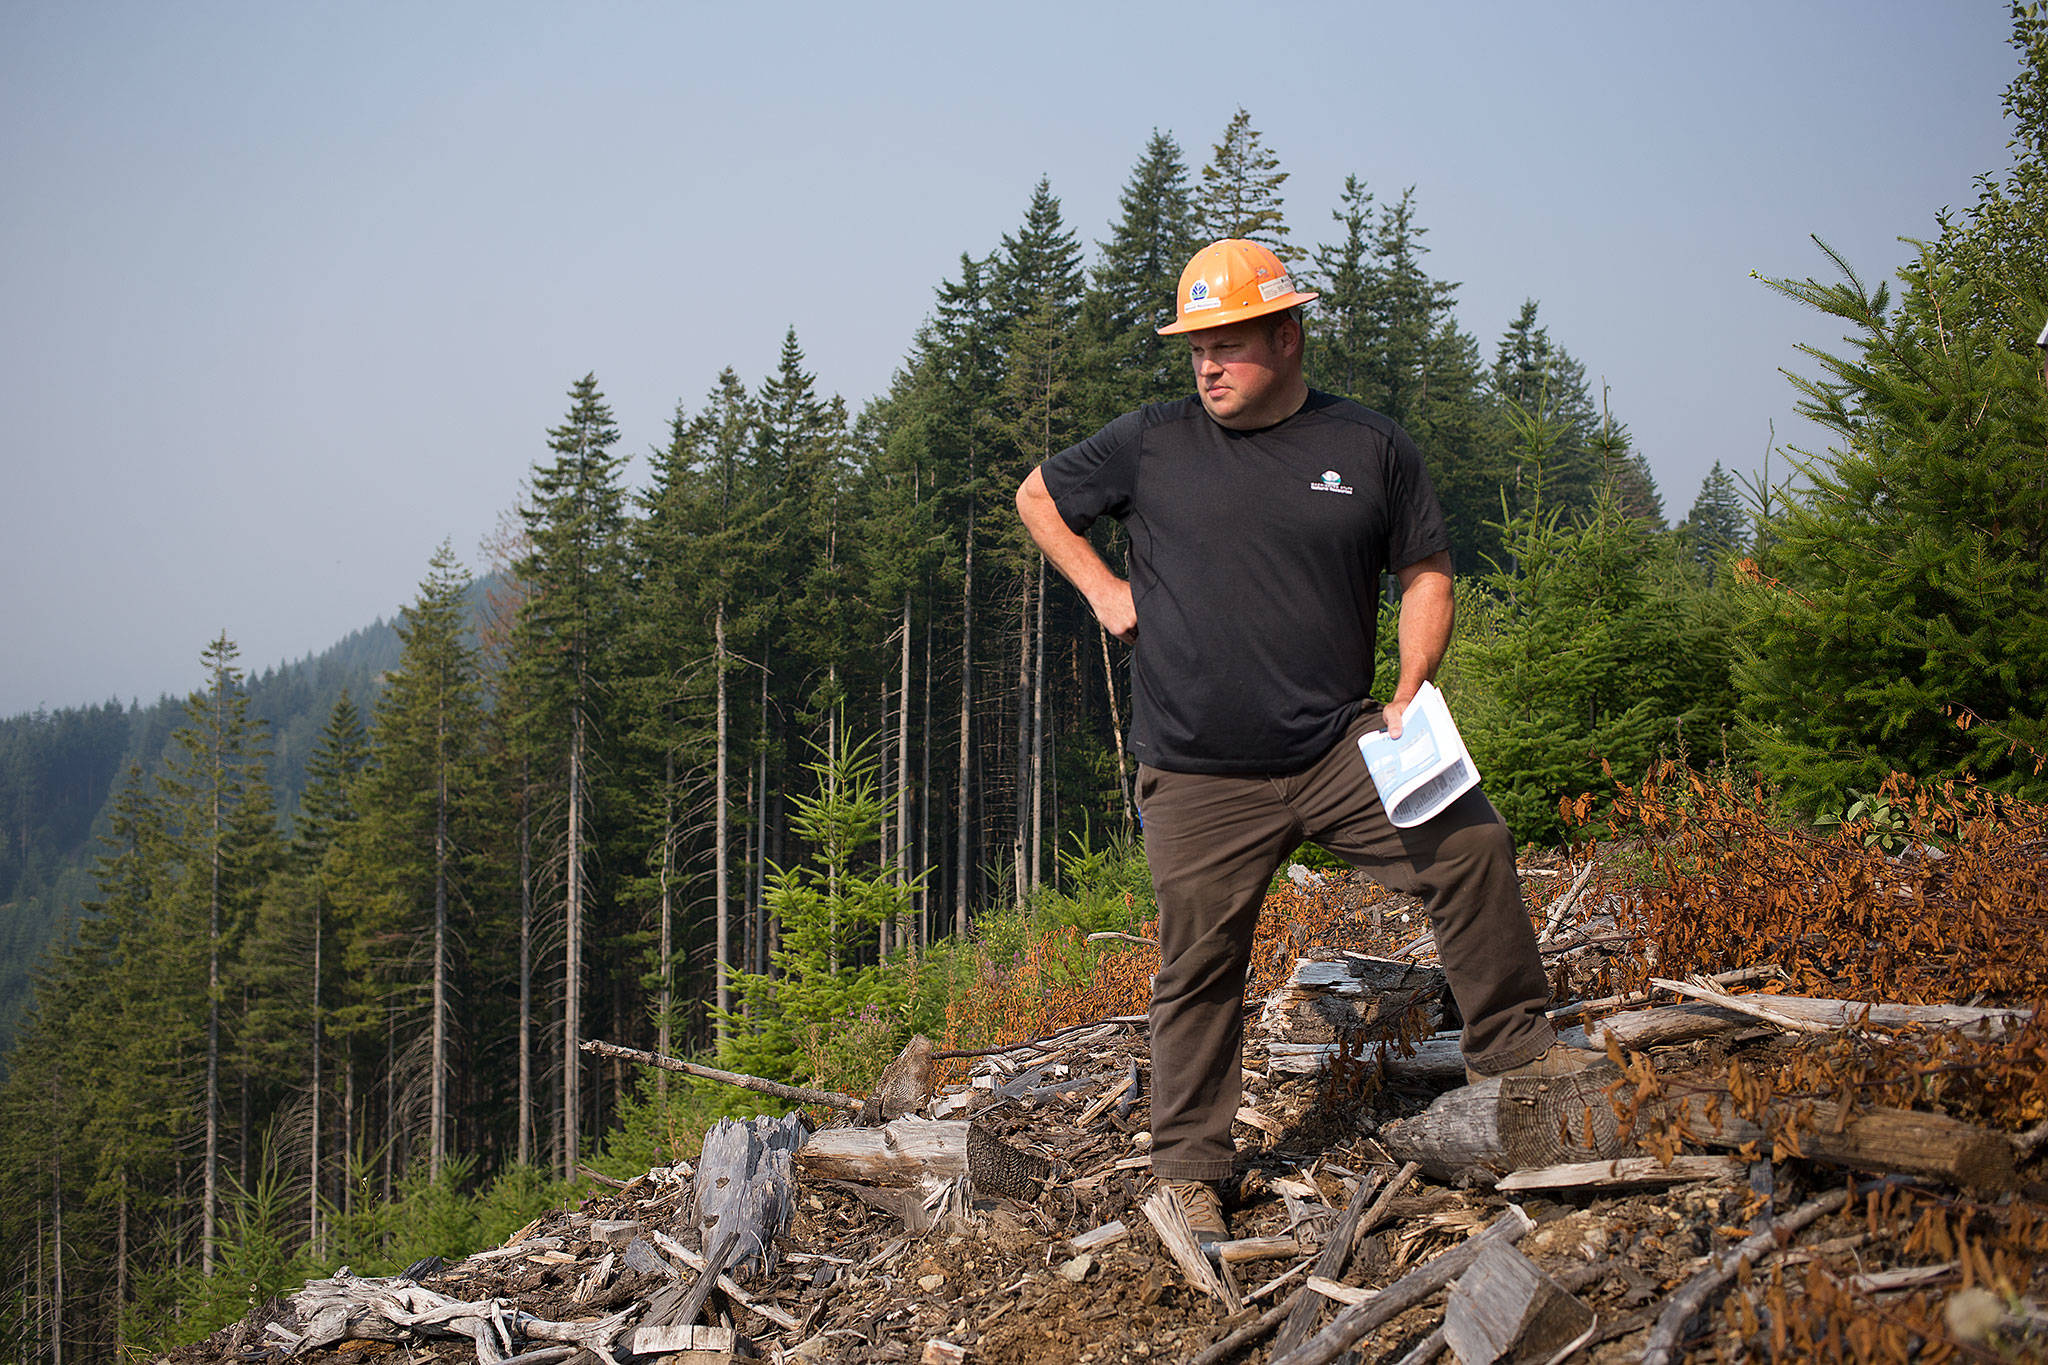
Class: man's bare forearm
1387,552,1455,734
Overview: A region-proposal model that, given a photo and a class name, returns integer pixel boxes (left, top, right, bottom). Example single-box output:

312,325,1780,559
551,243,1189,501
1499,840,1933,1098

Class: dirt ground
167,864,2048,1365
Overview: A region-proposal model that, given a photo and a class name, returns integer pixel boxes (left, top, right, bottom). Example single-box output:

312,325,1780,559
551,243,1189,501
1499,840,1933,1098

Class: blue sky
0,0,2022,715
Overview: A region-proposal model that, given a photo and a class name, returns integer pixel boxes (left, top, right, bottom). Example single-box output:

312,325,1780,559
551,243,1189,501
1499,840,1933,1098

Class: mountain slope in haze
0,619,402,1059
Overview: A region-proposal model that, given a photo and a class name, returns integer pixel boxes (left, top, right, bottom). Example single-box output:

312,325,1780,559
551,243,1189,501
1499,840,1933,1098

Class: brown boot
1466,1042,1613,1086
1159,1178,1228,1241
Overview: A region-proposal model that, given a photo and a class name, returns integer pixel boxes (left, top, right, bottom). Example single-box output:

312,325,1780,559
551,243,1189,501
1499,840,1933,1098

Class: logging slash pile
166,776,2048,1363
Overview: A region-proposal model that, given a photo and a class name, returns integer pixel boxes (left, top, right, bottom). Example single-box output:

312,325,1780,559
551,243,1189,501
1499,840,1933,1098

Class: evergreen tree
1488,301,1603,514
1683,461,1746,567
627,369,768,1052
1454,498,1739,844
718,733,913,1090
1083,130,1199,412
354,545,489,1178
1361,189,1459,427
1738,240,2048,804
154,633,282,1274
1303,174,1376,402
513,375,630,1176
242,691,365,1249
994,178,1086,899
1935,5,2048,339
1196,108,1300,265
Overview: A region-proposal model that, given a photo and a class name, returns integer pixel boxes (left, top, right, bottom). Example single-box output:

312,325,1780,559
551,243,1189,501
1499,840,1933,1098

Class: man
1015,239,1600,1240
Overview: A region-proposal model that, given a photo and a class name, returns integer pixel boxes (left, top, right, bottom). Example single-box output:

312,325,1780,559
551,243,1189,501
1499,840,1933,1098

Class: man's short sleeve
1039,408,1147,535
1383,422,1452,570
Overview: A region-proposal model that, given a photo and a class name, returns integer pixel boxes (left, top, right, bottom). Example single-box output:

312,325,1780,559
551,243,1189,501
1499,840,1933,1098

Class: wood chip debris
163,861,2048,1365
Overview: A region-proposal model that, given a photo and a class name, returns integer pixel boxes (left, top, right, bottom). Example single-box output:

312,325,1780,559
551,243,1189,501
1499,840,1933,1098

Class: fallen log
1378,1071,1630,1184
1671,1094,2019,1192
793,1117,1051,1200
1565,995,2035,1053
1385,1075,2018,1191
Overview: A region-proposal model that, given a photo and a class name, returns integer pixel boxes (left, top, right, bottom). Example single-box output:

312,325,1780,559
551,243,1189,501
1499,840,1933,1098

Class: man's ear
1281,315,1305,358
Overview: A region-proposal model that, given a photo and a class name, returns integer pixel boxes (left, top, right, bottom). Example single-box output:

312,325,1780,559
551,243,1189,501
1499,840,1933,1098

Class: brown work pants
1139,705,1556,1181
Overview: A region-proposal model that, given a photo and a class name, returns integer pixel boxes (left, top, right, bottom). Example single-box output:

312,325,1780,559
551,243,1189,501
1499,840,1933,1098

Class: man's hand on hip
1091,580,1138,641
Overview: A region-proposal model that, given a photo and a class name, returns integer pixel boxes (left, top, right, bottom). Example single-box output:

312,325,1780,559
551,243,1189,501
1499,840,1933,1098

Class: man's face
1186,316,1299,429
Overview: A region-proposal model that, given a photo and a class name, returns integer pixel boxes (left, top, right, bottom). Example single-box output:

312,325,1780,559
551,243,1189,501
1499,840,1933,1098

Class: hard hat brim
1157,287,1319,336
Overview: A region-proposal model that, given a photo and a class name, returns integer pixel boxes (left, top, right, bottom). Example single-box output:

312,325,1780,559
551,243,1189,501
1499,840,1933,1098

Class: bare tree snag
691,1114,805,1281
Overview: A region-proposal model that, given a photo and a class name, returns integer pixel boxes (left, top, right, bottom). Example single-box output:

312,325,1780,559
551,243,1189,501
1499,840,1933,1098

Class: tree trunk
714,602,730,1039
309,883,323,1252
1012,574,1031,907
431,705,449,1180
51,1141,62,1365
342,1061,354,1216
757,648,773,975
658,749,675,1086
115,1172,127,1355
1030,557,1046,893
956,518,974,936
897,592,912,906
203,717,222,1277
919,623,933,947
562,706,584,1179
1099,627,1132,833
517,764,534,1168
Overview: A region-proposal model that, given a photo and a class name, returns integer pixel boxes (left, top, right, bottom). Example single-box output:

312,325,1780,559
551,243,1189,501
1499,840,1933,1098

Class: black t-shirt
1041,391,1450,775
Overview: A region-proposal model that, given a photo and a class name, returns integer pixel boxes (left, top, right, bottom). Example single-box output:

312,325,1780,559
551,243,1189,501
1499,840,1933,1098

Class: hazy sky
0,1,2022,717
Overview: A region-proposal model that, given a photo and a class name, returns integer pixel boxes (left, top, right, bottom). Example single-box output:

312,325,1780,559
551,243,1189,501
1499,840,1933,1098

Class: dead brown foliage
1576,763,2048,1008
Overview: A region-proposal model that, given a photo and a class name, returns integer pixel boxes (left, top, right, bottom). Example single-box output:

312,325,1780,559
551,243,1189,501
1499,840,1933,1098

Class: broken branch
580,1039,859,1112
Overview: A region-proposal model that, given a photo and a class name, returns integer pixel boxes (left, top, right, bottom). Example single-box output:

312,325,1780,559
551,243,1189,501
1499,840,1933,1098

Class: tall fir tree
1196,108,1300,265
1683,461,1746,568
514,375,629,1176
1083,130,1199,413
154,633,282,1275
355,545,488,1178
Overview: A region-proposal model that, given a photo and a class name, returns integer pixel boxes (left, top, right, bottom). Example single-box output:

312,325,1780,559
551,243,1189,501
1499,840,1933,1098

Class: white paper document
1355,681,1480,828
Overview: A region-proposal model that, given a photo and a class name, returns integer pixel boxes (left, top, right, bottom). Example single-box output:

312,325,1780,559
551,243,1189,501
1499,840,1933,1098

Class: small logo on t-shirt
1311,469,1354,495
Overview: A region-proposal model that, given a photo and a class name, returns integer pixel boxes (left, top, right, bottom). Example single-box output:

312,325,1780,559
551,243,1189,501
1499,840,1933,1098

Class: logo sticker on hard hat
1259,277,1295,303
1187,279,1219,312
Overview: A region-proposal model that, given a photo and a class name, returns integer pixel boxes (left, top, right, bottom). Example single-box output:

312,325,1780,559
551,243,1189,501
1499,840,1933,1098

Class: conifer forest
3,18,2046,1357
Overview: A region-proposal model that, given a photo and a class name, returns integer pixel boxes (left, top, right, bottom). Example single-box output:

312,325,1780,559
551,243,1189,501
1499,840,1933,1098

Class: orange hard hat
1157,238,1319,335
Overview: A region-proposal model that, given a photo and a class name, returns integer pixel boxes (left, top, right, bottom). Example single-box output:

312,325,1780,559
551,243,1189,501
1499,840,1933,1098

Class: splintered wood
166,852,2048,1365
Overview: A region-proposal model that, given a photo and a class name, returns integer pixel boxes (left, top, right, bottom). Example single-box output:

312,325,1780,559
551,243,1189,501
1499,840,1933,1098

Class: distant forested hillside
0,619,401,1057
